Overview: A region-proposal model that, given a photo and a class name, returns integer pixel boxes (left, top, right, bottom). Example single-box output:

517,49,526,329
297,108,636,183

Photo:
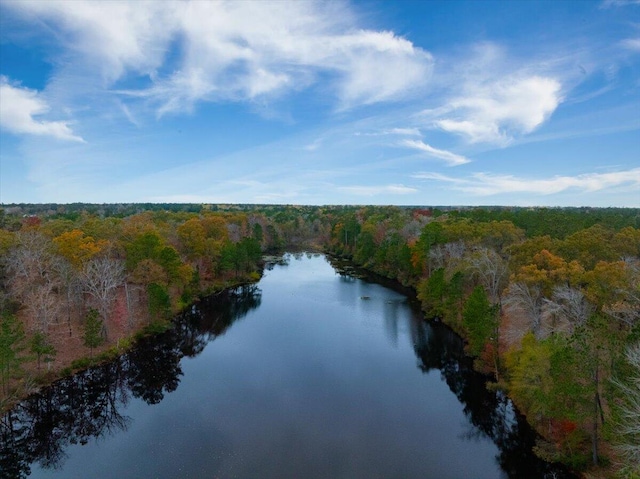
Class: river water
2,253,575,478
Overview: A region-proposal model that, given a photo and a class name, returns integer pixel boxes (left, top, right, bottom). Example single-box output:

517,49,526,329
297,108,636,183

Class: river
1,253,576,478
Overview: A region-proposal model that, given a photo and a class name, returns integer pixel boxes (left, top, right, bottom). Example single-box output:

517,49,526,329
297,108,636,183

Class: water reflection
411,320,575,478
328,256,576,479
0,285,261,479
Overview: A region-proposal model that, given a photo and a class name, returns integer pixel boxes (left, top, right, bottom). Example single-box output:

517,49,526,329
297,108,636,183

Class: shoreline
327,251,586,479
0,270,267,415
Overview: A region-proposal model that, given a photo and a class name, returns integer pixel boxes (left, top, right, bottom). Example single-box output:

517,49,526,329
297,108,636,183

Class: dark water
2,253,576,479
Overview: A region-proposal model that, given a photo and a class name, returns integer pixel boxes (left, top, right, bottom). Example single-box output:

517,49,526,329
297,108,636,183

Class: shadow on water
0,285,261,479
412,320,577,479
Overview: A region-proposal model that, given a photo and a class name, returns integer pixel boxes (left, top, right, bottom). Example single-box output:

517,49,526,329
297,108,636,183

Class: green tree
125,231,163,271
0,314,26,395
147,282,171,320
413,222,445,274
418,268,447,319
30,331,56,371
462,286,498,358
252,222,263,243
177,218,207,259
83,308,104,357
157,246,183,283
570,314,622,466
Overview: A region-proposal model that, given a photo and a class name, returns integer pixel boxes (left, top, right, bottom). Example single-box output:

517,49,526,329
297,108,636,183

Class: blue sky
0,0,639,206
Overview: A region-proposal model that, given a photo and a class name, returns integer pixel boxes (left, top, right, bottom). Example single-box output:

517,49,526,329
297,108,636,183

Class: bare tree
611,342,640,475
5,232,53,295
428,244,446,271
429,241,466,273
81,257,125,339
541,285,593,337
52,257,82,336
5,232,61,333
23,280,61,334
466,247,509,306
604,256,640,328
503,282,544,342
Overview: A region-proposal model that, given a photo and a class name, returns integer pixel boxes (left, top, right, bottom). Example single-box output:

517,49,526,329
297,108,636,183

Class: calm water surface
2,253,575,478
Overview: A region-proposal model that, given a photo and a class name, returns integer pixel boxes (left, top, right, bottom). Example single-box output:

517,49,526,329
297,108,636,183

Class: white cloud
435,75,562,145
5,1,176,84
0,77,84,142
601,0,640,8
5,1,433,114
338,184,418,196
413,168,640,196
354,127,422,137
303,138,323,151
621,38,640,51
386,128,422,136
330,30,432,108
400,139,470,166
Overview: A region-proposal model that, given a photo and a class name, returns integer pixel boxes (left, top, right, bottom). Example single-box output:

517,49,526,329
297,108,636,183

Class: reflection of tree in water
0,285,261,478
411,319,578,479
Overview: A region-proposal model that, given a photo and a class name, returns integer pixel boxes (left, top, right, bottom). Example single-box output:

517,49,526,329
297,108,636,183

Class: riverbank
326,251,607,479
0,270,266,415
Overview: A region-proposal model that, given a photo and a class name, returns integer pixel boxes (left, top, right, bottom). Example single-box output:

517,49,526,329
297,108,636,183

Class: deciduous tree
81,257,125,339
611,342,640,476
466,247,509,306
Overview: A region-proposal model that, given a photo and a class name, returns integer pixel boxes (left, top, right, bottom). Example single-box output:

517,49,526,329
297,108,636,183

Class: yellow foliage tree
53,229,107,268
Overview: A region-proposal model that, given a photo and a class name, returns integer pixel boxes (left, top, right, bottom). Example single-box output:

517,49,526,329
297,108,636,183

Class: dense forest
1,204,638,477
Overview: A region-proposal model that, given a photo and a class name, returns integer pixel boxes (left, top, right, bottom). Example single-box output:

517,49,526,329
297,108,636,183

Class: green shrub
70,357,92,370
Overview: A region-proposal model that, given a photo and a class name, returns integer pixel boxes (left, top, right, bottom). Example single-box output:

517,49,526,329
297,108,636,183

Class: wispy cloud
400,139,470,166
387,128,422,136
600,0,640,8
413,168,640,196
338,184,418,196
621,38,640,52
303,137,323,151
0,77,85,142
5,1,433,115
354,127,422,137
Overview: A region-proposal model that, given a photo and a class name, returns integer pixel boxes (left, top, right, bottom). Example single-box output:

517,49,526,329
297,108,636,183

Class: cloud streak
0,77,85,142
621,38,640,52
338,184,418,196
400,139,470,166
413,168,640,196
